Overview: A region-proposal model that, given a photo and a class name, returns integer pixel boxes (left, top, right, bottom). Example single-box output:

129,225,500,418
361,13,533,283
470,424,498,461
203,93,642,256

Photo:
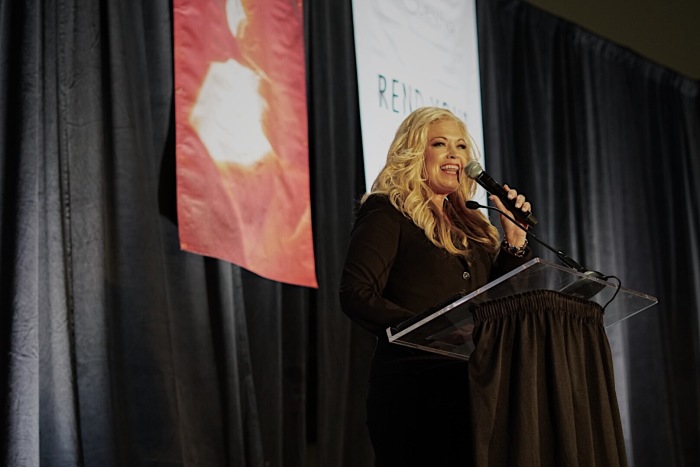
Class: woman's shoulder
355,193,405,223
361,193,391,208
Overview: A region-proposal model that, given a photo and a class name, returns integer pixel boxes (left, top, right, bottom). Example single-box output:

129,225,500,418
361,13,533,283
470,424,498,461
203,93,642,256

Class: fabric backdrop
478,1,700,465
1,0,698,466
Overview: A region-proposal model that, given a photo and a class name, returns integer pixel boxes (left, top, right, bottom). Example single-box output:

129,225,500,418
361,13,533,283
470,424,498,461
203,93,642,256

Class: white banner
352,0,485,190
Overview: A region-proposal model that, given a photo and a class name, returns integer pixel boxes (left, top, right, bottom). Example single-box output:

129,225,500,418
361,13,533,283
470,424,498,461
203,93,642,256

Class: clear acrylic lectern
386,257,658,361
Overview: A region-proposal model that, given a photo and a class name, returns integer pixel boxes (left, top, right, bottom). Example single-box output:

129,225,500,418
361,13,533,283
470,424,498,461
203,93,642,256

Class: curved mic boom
466,200,599,276
466,200,613,302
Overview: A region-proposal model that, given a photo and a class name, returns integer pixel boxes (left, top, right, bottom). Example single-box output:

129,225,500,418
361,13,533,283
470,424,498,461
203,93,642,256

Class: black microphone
465,161,538,227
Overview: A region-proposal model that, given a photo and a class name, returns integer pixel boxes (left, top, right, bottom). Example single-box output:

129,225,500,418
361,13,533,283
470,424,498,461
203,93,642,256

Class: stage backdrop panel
351,0,485,190
174,0,317,287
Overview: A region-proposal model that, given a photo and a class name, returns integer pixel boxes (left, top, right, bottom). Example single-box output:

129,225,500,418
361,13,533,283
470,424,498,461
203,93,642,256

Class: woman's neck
431,194,447,214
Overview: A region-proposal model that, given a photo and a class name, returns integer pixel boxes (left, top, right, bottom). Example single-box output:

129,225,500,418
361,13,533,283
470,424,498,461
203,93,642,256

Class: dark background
1,0,698,466
525,0,700,79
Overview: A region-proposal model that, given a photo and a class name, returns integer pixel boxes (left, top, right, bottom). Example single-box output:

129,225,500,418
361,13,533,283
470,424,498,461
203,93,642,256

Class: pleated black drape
469,290,627,466
477,1,700,465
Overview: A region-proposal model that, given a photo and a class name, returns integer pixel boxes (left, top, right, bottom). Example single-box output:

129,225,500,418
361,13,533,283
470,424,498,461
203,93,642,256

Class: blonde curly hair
363,106,500,256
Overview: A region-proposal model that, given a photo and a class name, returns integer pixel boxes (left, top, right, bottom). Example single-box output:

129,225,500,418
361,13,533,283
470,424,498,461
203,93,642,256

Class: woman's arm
339,196,415,336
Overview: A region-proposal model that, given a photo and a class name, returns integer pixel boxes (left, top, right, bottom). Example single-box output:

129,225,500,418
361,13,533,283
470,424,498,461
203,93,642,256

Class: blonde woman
339,107,532,466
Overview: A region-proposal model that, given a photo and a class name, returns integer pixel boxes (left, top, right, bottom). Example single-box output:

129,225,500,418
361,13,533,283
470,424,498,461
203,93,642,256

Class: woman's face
423,119,469,199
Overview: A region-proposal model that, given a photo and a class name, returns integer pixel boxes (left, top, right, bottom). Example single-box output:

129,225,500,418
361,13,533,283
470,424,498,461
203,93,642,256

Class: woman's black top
339,194,531,379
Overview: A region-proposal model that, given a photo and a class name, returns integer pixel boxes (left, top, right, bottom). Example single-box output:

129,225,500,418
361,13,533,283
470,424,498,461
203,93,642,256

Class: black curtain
478,1,700,465
1,0,372,465
2,0,698,466
1,0,314,466
305,1,377,466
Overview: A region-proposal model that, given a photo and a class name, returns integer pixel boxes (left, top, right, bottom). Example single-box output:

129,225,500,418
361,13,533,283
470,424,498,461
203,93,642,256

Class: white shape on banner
190,60,270,166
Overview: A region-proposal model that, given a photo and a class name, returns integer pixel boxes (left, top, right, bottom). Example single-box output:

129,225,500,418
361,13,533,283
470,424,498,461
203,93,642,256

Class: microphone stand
466,200,600,274
465,201,617,303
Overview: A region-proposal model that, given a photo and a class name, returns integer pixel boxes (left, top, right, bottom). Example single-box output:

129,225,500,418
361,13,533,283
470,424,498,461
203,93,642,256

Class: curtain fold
2,1,76,465
305,0,377,465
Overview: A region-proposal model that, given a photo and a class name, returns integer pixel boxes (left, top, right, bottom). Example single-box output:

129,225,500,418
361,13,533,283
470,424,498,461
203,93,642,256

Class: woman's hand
489,184,531,248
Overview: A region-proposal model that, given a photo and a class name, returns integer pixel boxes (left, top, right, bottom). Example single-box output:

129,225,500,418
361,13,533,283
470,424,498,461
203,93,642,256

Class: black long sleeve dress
339,194,530,466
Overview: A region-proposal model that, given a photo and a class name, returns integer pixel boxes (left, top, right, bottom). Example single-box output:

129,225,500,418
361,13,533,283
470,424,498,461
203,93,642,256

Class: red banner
173,0,317,287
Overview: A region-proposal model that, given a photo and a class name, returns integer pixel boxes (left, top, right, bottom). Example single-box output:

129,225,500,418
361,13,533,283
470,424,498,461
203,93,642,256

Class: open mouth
440,164,461,175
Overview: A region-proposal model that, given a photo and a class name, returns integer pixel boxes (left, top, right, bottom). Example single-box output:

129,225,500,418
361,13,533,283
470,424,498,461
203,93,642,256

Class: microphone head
465,161,483,179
